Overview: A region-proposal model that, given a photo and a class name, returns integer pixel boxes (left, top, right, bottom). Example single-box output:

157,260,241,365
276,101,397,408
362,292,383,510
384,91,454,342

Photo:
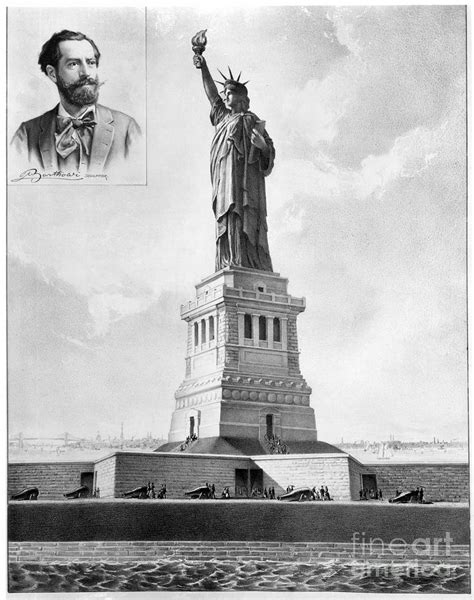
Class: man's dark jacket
12,104,140,172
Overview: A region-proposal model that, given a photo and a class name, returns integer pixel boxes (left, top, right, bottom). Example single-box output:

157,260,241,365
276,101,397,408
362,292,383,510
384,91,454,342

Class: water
9,560,470,593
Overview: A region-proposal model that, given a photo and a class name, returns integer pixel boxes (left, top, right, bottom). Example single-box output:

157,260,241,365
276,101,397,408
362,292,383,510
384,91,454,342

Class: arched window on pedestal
259,316,267,341
266,414,274,438
273,317,281,342
209,316,215,341
244,314,252,339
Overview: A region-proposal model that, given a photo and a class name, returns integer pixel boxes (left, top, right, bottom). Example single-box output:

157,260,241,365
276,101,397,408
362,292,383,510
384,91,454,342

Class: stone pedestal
167,267,317,446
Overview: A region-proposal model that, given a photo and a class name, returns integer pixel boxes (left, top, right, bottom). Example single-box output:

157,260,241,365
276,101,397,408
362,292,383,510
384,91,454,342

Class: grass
9,500,469,544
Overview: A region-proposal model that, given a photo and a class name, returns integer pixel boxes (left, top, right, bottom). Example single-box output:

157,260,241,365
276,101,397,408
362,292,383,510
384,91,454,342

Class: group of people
254,487,276,498
359,488,383,500
145,482,167,499
264,487,277,499
265,435,289,455
204,482,216,498
282,485,332,500
311,485,332,501
414,486,424,502
235,486,277,498
180,433,198,452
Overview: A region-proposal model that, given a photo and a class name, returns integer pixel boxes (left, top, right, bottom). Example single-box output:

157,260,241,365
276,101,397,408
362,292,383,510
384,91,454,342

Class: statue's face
224,88,244,112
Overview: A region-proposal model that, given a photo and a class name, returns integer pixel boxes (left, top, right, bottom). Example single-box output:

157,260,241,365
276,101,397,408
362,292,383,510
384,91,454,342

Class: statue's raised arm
192,30,275,272
193,54,219,106
192,30,219,106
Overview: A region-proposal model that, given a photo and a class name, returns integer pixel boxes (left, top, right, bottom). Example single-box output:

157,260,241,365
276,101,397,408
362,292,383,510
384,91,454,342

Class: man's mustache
66,77,104,90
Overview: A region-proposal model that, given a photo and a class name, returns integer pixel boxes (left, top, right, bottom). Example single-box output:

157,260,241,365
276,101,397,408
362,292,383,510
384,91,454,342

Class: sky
7,6,467,443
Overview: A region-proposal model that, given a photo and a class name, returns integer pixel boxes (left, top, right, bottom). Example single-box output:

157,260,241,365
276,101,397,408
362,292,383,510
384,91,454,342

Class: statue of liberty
192,30,274,272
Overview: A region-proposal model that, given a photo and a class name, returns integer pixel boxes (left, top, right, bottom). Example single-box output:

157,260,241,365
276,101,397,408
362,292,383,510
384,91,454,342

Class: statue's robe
210,98,274,271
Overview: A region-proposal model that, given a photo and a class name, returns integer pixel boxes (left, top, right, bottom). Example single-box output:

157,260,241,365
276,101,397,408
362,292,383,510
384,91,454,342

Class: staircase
263,434,289,455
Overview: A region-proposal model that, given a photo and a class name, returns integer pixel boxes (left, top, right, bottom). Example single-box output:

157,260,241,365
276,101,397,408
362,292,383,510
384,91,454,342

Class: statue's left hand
251,128,268,151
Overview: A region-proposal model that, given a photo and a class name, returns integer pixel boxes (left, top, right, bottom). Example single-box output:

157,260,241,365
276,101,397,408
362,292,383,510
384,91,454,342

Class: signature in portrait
11,168,108,183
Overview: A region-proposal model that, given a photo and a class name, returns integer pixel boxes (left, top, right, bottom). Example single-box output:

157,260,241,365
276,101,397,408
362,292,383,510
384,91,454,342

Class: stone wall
278,405,318,442
349,457,369,499
93,455,117,498
252,454,356,500
223,304,239,369
216,305,226,367
7,455,470,502
8,462,95,501
366,463,469,502
9,540,469,565
110,451,251,498
286,315,301,375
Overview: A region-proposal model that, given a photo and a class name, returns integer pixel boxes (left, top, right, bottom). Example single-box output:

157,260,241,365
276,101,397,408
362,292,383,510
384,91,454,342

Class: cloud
326,7,369,57
54,334,96,352
269,116,449,237
281,59,360,146
88,290,156,336
8,256,184,438
356,123,443,197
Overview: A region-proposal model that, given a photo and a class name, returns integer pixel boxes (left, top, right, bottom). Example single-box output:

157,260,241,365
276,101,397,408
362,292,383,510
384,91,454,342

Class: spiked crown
215,67,249,96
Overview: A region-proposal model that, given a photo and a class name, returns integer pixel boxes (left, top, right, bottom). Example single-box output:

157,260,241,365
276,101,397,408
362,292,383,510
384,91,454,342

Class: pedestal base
167,267,318,450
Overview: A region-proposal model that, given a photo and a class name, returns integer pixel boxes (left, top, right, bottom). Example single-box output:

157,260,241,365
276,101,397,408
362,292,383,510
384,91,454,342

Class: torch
192,29,207,67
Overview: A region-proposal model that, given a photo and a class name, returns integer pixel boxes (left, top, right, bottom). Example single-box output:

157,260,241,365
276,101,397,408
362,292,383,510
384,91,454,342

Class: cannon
389,490,432,504
278,487,315,502
122,485,148,499
388,490,419,504
185,485,213,499
389,490,416,503
11,487,39,501
64,485,90,499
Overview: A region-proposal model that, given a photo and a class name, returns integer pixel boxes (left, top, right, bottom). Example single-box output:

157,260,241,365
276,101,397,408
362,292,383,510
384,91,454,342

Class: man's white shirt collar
58,103,96,119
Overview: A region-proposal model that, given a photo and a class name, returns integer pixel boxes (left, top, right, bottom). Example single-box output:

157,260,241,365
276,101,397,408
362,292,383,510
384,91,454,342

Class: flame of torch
192,29,207,55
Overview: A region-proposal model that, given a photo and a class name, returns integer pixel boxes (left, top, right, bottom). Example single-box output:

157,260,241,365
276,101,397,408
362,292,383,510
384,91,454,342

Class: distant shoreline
8,447,469,464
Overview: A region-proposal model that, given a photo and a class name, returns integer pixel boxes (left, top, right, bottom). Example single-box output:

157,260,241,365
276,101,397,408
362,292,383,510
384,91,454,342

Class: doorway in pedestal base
80,472,94,496
250,468,263,497
235,467,264,497
361,474,378,499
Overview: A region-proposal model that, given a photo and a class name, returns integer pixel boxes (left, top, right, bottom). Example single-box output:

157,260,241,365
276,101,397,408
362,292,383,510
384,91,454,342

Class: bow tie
55,110,96,159
71,115,96,129
57,111,96,131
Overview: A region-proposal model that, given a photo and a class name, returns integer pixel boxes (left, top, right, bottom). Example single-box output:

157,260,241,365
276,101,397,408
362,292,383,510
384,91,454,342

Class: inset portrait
8,8,146,185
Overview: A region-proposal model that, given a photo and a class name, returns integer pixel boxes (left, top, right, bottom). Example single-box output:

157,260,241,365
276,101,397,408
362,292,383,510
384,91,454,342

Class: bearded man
194,52,274,272
11,30,140,173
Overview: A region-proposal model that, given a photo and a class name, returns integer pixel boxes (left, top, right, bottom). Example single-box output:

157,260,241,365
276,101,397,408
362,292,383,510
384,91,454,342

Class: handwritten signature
11,168,108,183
